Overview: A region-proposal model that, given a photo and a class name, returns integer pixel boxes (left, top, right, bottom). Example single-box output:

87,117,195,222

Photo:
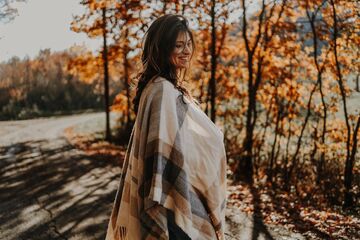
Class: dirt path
0,113,105,146
0,113,305,240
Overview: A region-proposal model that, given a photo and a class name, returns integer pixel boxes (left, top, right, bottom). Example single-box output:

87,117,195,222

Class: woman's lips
179,57,189,61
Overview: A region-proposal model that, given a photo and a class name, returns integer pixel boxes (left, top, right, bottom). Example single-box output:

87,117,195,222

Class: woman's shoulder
151,76,167,84
139,76,177,105
151,76,175,87
145,76,177,95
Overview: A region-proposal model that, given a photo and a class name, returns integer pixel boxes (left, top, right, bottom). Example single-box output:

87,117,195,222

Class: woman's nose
183,45,191,54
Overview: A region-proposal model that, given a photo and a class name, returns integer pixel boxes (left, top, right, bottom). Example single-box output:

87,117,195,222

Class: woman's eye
176,44,183,48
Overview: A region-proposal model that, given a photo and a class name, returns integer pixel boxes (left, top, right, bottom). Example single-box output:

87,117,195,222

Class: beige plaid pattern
105,76,227,240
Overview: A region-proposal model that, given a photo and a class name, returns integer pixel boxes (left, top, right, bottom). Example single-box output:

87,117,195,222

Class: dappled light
0,0,359,239
0,137,120,239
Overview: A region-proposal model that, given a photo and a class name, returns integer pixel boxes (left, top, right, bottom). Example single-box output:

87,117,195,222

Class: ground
0,113,305,240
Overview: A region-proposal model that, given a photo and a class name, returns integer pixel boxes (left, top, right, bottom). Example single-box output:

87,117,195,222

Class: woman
105,14,227,240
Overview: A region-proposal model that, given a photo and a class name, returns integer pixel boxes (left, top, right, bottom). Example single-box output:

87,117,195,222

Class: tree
72,1,147,138
234,0,288,182
111,0,146,129
71,0,119,142
328,0,360,208
209,0,217,122
305,0,329,183
0,48,105,120
102,5,111,141
0,0,26,23
189,0,235,124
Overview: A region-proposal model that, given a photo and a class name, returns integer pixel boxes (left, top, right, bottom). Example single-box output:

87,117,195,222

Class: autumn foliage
1,0,359,238
0,48,118,120
69,0,359,211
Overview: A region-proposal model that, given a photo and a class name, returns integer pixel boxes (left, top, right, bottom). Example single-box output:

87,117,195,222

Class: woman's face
170,31,193,70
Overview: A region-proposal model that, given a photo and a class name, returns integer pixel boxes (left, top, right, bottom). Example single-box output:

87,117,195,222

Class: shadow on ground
0,138,120,240
0,136,307,240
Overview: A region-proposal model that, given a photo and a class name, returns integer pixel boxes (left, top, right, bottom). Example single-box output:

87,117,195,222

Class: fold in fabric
105,76,227,240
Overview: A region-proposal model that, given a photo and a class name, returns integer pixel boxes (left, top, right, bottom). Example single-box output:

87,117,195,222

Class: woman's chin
177,64,189,69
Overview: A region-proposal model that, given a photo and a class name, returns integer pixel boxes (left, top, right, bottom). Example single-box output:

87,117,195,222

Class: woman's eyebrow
176,40,192,43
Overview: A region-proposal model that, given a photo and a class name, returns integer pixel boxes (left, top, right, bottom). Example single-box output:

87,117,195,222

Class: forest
0,0,359,239
0,48,123,120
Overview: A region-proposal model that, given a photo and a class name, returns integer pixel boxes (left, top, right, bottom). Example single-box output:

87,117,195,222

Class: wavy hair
132,14,195,114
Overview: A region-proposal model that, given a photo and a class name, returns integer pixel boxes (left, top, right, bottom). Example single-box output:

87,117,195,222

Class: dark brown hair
132,14,195,114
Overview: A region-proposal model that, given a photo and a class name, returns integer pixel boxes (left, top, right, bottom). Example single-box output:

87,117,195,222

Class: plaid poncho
105,76,227,240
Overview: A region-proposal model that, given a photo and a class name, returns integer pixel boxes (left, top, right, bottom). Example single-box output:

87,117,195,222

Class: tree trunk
234,0,264,183
268,101,281,182
344,117,360,207
102,7,111,142
234,87,255,183
209,0,217,123
123,27,131,128
285,80,318,190
307,4,327,185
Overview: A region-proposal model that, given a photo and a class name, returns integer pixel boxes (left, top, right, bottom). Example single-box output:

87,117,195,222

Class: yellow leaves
337,54,352,67
277,85,288,98
88,0,98,11
348,114,358,122
328,119,347,143
65,0,360,184
88,0,114,11
285,7,301,23
328,104,338,114
111,91,128,114
9,88,24,100
67,52,102,84
65,127,125,165
288,113,297,120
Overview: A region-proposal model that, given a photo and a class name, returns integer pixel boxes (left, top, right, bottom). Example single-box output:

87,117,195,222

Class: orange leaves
87,0,118,12
328,119,347,143
67,51,102,84
8,88,24,101
226,175,360,240
64,126,125,166
111,92,128,113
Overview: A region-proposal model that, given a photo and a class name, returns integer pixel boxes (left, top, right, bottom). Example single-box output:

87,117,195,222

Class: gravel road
0,113,305,240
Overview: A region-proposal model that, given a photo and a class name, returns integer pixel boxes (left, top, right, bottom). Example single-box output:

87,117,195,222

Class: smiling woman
105,14,227,240
171,31,193,70
132,14,196,115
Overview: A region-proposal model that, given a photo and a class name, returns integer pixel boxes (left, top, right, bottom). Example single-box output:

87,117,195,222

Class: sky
0,0,258,63
0,0,101,62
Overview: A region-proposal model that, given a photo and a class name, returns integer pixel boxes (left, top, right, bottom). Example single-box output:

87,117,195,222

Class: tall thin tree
209,0,217,122
102,6,111,142
330,0,360,208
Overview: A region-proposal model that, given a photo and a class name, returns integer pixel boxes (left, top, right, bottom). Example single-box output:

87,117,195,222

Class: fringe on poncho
105,76,227,240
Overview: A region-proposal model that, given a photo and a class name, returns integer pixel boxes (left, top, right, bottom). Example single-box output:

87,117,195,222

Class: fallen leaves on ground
227,174,360,240
65,128,360,240
64,127,126,166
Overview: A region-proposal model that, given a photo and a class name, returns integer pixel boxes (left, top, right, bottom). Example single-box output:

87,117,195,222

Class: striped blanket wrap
105,76,227,240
